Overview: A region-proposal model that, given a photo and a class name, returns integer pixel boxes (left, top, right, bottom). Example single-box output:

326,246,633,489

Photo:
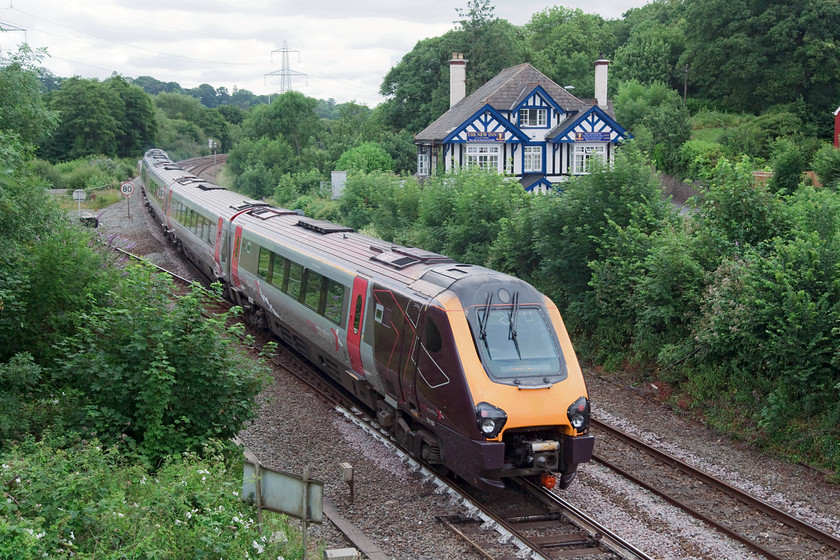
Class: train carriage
139,149,594,491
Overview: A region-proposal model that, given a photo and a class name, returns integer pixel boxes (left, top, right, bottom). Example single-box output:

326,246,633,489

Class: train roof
144,150,534,301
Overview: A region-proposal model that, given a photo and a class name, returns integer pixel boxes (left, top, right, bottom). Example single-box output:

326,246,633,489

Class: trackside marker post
120,181,134,218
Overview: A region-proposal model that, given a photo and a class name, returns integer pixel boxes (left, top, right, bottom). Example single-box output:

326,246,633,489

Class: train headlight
567,397,590,432
475,402,507,439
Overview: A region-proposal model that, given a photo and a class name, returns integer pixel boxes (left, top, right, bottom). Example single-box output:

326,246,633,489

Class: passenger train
138,149,594,491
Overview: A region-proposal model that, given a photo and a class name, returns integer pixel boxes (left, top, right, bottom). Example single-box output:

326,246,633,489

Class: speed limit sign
120,182,135,197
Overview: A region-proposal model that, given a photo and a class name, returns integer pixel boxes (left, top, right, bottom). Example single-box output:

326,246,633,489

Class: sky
0,0,650,108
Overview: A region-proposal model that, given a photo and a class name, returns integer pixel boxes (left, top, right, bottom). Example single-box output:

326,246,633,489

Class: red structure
835,106,840,148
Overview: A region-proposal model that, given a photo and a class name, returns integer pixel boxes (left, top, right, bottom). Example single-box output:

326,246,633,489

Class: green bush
0,437,306,559
811,143,840,189
55,267,270,462
679,139,724,179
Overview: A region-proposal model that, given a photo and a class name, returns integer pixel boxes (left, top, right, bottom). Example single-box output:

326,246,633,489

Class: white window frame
417,152,430,175
519,108,547,127
573,143,606,174
466,144,501,172
523,146,542,173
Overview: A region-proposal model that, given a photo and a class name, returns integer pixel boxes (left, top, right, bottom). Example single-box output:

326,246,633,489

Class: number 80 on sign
120,182,135,197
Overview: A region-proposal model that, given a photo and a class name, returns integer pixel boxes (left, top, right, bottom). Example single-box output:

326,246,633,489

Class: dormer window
519,108,547,127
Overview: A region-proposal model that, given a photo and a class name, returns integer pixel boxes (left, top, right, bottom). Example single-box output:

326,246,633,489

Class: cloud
1,1,647,107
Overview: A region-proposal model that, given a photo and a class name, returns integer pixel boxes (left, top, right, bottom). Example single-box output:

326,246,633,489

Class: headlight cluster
475,402,507,439
567,396,590,432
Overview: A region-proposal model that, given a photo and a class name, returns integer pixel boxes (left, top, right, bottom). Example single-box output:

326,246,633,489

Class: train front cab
426,277,593,491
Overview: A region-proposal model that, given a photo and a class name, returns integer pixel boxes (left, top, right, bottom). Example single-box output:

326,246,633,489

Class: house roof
415,63,613,142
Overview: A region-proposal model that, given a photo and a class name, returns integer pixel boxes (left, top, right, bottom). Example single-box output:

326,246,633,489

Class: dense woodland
2,0,840,554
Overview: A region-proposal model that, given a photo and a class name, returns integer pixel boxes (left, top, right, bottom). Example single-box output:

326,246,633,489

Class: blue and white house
415,55,630,193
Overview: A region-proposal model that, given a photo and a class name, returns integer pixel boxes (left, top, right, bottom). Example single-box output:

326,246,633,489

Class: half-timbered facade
415,57,629,192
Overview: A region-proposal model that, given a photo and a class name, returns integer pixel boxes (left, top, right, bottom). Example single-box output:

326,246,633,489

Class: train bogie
138,149,594,491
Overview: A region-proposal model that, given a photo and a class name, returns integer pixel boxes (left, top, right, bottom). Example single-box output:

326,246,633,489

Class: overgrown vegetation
0,437,304,559
1,50,307,557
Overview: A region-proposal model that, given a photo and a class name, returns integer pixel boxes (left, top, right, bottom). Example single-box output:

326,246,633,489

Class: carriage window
272,256,288,291
285,262,303,300
424,317,443,353
257,247,272,282
324,280,344,324
303,270,325,312
352,295,363,334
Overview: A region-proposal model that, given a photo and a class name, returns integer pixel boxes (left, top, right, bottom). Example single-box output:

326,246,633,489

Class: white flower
251,540,264,554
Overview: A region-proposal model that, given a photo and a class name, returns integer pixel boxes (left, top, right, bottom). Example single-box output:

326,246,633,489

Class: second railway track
590,418,840,560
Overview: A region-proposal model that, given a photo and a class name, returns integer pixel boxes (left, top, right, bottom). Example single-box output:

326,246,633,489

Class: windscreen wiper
508,292,521,358
479,292,493,341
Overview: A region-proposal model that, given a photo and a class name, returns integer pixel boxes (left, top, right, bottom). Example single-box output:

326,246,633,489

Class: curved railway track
590,418,840,560
180,153,228,180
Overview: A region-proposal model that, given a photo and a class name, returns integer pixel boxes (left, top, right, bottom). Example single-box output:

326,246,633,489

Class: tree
132,75,182,95
682,0,840,123
379,32,461,133
0,44,58,146
811,143,840,189
613,23,685,88
40,77,124,161
154,92,204,122
614,80,691,175
227,136,298,198
454,1,528,93
105,76,157,157
335,142,394,174
533,145,668,309
413,168,531,265
241,91,321,157
524,7,616,97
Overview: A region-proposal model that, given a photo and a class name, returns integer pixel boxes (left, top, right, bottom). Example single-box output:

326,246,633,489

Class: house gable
444,104,530,144
512,85,569,123
549,105,630,144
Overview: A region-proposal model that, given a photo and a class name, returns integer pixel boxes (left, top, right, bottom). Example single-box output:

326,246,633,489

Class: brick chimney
595,59,609,108
449,53,467,108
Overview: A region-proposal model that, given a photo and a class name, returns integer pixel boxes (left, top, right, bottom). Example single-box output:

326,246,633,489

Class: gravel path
88,193,840,560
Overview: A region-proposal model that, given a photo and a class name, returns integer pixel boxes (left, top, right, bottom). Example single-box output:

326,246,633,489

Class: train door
231,224,243,290
213,217,225,279
371,287,406,403
347,276,367,376
412,311,454,418
401,301,423,413
165,188,174,234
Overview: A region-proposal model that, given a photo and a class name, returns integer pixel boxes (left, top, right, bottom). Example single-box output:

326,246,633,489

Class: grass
56,188,127,212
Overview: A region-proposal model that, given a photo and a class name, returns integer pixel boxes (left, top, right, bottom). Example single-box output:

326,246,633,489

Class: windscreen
471,303,564,380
